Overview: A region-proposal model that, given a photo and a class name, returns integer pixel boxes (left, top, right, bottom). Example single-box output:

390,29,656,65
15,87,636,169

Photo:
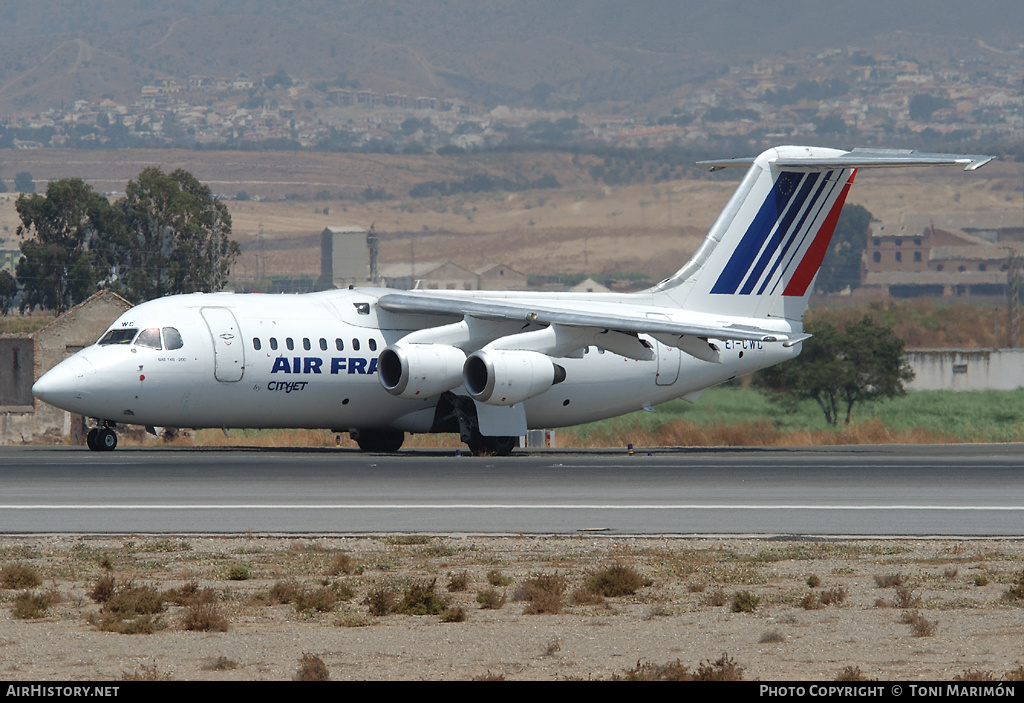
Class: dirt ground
0,534,1022,681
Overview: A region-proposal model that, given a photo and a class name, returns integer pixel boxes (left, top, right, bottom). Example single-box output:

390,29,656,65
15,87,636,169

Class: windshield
97,328,137,346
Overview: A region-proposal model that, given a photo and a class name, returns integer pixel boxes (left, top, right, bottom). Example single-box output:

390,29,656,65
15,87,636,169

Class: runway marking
1,504,1023,511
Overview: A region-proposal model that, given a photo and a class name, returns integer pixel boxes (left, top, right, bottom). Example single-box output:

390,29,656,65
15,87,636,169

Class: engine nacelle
464,349,566,406
378,344,466,399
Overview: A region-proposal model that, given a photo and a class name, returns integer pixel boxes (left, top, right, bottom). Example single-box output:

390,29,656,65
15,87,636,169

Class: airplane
31,145,992,455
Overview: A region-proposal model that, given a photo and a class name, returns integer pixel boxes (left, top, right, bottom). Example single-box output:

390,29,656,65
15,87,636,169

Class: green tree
758,316,914,425
0,270,16,315
816,204,872,294
14,172,34,193
14,179,120,313
115,168,238,302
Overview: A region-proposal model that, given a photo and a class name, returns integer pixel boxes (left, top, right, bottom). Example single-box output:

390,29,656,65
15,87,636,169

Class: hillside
0,1,1021,116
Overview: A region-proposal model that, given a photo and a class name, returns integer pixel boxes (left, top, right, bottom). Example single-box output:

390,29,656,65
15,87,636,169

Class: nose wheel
86,426,118,452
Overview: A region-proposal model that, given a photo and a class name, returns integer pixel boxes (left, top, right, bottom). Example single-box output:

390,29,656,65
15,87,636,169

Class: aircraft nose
32,356,95,409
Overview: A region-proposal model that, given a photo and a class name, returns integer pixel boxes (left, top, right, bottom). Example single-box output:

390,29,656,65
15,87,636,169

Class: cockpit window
98,328,137,346
162,327,184,350
135,328,162,349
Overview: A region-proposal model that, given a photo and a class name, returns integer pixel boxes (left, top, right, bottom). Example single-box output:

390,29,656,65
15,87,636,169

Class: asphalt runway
0,444,1022,535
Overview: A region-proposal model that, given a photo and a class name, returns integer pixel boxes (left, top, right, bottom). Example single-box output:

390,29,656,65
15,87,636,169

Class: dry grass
559,417,965,450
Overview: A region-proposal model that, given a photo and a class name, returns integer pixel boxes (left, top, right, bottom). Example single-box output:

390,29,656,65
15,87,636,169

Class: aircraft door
201,307,245,382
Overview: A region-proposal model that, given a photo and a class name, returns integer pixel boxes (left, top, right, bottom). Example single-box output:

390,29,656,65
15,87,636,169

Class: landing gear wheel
353,430,405,453
466,433,518,457
86,428,99,451
96,427,118,452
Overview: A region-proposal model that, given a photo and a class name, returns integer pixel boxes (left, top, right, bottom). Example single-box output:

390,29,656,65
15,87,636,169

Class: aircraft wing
376,291,789,343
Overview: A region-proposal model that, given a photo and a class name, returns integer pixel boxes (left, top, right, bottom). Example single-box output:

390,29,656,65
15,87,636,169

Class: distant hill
0,0,1021,116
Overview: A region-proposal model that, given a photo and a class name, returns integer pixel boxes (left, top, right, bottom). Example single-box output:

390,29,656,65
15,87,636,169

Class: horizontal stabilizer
698,147,993,172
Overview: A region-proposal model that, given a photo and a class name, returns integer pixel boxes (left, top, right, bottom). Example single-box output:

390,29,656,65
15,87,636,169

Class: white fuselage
33,289,798,432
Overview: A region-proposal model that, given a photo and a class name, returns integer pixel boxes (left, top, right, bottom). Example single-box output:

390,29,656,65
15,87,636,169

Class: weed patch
294,653,329,681
11,590,60,619
514,573,567,615
583,564,649,597
1,563,42,589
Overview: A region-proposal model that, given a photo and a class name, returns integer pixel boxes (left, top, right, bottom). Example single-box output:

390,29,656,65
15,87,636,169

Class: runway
1,444,1022,535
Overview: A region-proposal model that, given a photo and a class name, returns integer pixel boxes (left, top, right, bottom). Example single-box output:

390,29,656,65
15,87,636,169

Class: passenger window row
252,337,378,353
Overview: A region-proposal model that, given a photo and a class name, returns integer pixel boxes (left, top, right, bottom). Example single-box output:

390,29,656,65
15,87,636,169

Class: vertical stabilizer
649,145,992,321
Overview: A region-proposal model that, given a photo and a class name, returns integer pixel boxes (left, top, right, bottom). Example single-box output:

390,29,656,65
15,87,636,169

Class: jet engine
378,344,466,399
463,349,566,406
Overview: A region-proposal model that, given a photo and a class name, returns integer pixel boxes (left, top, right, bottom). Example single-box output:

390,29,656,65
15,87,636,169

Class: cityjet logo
270,357,379,375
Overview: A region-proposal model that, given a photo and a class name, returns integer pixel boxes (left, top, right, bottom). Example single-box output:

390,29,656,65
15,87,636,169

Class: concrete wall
0,291,132,444
905,348,1024,392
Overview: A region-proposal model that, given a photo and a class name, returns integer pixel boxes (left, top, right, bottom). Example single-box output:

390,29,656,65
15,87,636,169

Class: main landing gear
350,429,405,453
86,423,118,452
465,432,519,457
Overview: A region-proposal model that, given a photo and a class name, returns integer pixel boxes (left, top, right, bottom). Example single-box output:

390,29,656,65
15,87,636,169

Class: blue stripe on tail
709,171,802,295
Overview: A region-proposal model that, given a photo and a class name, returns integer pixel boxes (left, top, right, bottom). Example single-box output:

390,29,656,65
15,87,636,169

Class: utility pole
1007,248,1022,348
367,223,380,286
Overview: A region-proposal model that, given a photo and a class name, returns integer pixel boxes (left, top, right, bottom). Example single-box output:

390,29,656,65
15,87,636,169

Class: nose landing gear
86,424,118,452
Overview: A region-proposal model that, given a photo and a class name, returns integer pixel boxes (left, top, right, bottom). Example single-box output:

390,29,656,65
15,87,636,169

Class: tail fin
650,146,992,321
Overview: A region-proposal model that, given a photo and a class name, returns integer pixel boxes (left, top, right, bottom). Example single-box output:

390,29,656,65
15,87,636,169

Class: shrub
102,582,165,617
836,666,869,681
806,574,821,588
441,606,467,622
1,563,42,589
95,613,163,634
731,590,760,613
294,653,329,681
121,663,172,681
181,599,229,632
269,579,303,605
974,574,990,587
694,654,745,681
476,588,506,610
227,565,250,581
487,570,512,587
759,629,785,643
447,571,471,592
875,572,906,588
1001,570,1024,603
584,564,648,597
398,579,449,616
818,586,848,607
902,610,938,637
294,586,338,614
514,573,567,615
365,585,398,617
614,654,744,681
201,656,238,671
89,574,117,603
329,552,356,575
11,590,59,619
893,584,922,609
